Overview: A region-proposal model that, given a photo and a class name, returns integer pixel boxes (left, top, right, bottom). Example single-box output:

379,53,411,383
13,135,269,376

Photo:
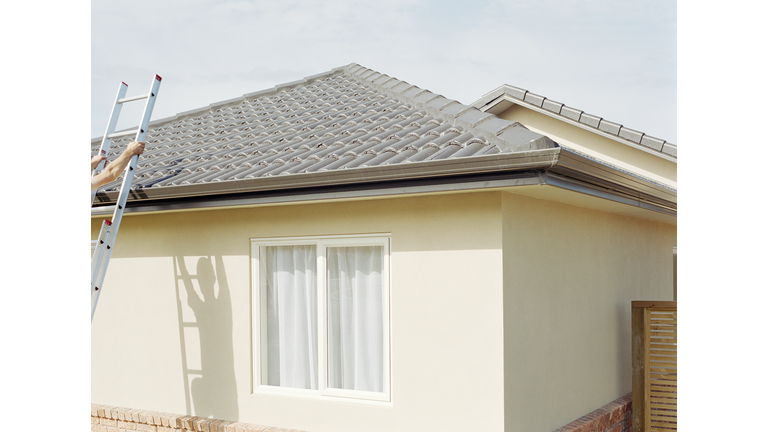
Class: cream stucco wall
501,191,676,432
91,193,506,432
496,104,677,188
92,188,676,432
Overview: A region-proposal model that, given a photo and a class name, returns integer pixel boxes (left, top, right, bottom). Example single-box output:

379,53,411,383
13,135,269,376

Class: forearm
101,151,136,182
90,141,145,191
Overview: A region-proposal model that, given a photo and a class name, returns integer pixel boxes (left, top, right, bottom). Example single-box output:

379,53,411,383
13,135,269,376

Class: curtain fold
264,245,318,390
327,246,384,392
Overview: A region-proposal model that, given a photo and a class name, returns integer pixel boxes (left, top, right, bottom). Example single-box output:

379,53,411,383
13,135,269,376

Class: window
251,235,390,402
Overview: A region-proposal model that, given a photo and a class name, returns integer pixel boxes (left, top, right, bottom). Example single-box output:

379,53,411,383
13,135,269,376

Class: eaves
91,147,676,217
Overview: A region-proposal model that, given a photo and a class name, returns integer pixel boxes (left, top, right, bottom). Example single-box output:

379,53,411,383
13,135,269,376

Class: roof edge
92,147,676,215
93,148,563,204
471,84,677,161
340,64,558,153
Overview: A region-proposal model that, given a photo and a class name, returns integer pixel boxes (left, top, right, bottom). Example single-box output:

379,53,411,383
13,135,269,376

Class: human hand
126,141,146,156
91,155,107,170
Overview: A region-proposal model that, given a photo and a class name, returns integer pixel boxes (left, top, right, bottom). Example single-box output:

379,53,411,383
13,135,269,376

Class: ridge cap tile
640,135,665,151
391,81,413,93
579,112,601,128
559,105,583,121
504,85,527,100
541,99,564,114
401,86,423,98
456,108,493,127
523,92,545,107
661,142,677,157
413,90,439,104
597,119,622,135
438,101,471,117
381,78,401,89
425,96,452,110
475,117,514,136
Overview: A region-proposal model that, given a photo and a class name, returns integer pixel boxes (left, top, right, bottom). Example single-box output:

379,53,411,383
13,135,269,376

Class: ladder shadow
174,255,239,420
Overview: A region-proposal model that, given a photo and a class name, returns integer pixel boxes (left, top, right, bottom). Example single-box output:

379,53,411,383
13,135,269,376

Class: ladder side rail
134,75,162,142
91,220,112,276
91,82,129,205
91,75,162,322
91,221,114,321
103,74,161,250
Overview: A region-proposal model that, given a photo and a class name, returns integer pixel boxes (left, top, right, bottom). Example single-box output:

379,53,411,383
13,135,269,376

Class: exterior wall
92,192,505,432
495,105,677,188
501,192,675,432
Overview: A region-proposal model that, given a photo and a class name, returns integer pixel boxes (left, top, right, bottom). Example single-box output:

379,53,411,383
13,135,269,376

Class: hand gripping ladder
91,74,162,322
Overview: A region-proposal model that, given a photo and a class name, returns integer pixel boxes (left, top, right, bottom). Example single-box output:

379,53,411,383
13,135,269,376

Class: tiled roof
472,85,677,159
92,64,556,197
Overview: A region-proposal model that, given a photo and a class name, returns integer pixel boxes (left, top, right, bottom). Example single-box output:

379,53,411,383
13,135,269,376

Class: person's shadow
176,256,239,420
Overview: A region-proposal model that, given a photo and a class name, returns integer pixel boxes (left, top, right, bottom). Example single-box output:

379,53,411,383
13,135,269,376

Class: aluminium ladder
91,74,162,322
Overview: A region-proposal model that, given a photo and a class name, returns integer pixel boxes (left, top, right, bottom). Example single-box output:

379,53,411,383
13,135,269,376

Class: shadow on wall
174,255,239,420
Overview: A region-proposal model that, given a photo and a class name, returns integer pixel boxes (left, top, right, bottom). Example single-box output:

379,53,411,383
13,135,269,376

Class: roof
92,63,675,217
472,85,677,159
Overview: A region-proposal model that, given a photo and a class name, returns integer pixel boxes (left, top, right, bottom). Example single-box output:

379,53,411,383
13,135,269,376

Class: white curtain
264,245,318,389
327,246,384,392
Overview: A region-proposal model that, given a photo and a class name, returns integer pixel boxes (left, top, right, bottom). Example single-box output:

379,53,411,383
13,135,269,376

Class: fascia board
551,148,677,208
542,172,676,216
91,147,677,217
91,171,547,216
92,149,562,204
474,92,677,164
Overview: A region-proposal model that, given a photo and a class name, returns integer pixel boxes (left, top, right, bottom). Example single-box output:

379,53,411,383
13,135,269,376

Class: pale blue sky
91,0,677,143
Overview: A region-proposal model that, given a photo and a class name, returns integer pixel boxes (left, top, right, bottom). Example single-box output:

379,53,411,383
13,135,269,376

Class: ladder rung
107,128,140,139
117,93,150,104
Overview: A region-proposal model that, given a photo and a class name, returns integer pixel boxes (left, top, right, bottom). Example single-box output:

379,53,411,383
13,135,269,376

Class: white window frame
251,234,391,403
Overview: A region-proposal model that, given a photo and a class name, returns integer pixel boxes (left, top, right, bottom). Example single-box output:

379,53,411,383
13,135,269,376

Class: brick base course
552,393,632,432
91,404,308,432
94,393,631,432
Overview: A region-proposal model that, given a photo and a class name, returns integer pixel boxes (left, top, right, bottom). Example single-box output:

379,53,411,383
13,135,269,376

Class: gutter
92,147,676,216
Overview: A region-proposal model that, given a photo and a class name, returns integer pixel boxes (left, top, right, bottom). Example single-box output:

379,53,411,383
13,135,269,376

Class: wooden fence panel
632,301,677,432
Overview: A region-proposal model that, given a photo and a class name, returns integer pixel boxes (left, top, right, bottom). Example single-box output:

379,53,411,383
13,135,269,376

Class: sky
91,0,677,143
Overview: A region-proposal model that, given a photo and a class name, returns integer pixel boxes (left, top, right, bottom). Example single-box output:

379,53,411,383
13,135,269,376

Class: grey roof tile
661,143,677,158
413,90,440,104
92,63,557,196
542,99,563,115
618,127,644,144
579,112,601,128
560,106,583,122
474,84,676,157
597,119,622,135
474,117,514,137
438,101,472,118
456,109,493,128
640,135,665,151
504,86,527,100
523,92,545,108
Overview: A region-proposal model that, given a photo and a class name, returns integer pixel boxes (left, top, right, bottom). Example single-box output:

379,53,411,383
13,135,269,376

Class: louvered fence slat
632,301,676,432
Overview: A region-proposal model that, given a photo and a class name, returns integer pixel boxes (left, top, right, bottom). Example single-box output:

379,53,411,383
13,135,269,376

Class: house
91,63,676,432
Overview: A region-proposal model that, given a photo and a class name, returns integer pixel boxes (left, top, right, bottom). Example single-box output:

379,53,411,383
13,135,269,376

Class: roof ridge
471,84,676,159
340,63,557,153
92,66,348,144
